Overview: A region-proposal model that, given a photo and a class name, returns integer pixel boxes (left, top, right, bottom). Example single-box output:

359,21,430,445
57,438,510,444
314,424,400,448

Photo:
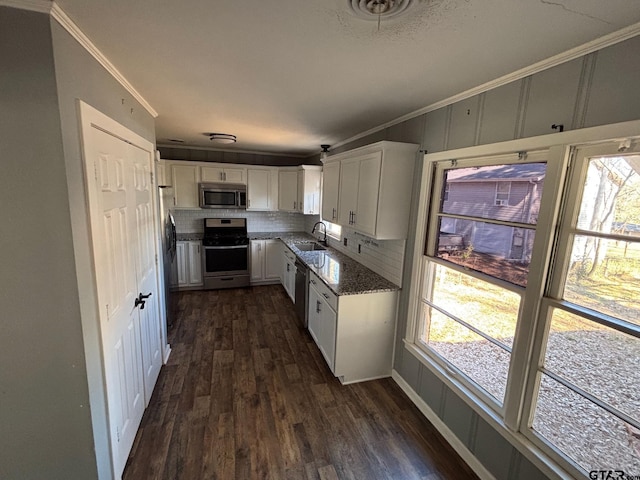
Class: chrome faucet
312,221,328,246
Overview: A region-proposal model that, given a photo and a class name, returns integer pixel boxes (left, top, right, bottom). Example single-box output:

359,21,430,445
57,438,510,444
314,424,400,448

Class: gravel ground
431,329,640,474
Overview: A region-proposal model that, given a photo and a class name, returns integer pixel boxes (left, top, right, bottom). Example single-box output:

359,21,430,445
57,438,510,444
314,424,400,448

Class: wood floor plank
124,285,479,480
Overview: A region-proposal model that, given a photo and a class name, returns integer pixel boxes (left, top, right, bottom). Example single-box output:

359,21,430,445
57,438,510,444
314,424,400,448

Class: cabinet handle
310,279,316,285
332,207,336,220
293,201,297,210
287,264,290,272
352,212,356,225
316,300,321,314
322,293,329,299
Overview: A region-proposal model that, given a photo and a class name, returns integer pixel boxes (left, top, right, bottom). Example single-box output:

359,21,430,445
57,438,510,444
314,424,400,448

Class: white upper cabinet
326,141,419,239
297,166,322,215
247,168,278,211
201,165,246,184
278,169,298,212
321,161,340,223
171,163,200,208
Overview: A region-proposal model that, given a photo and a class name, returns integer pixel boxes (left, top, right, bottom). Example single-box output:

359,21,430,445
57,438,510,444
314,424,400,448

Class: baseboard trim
391,370,496,480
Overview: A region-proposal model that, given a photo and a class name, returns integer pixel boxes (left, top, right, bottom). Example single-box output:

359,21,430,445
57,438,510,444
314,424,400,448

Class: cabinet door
250,240,264,281
264,240,281,280
297,170,304,213
353,152,382,236
338,158,360,226
299,168,321,215
176,241,187,286
308,286,321,342
172,164,199,208
200,166,224,183
247,169,271,211
223,167,245,184
278,171,298,212
187,241,202,286
321,161,340,222
320,298,337,372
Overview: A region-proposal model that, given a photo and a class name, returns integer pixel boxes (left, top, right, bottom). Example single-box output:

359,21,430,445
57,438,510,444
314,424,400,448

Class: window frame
403,119,640,479
495,181,511,206
417,150,553,418
519,141,640,474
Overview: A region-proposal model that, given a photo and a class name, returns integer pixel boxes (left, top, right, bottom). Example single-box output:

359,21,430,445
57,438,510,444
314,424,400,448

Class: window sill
402,339,575,480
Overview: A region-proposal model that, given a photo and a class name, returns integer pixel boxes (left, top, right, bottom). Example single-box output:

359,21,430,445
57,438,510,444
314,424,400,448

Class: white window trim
403,118,640,480
494,181,511,206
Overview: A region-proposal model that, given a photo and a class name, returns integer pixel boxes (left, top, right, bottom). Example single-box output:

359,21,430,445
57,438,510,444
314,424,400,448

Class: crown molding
50,3,158,117
0,0,50,13
333,21,640,150
1,0,158,118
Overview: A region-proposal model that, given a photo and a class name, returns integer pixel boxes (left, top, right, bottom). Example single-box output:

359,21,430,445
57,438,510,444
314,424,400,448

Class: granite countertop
250,231,399,296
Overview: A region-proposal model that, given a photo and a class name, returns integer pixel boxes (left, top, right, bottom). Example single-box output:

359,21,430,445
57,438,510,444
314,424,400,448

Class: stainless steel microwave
199,183,247,209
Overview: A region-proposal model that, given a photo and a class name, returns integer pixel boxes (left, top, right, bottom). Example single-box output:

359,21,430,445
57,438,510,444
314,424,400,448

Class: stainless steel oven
201,218,250,289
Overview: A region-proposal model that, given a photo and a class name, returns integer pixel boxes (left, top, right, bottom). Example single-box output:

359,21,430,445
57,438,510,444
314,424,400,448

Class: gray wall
336,34,640,480
51,16,157,480
0,8,97,480
0,6,157,480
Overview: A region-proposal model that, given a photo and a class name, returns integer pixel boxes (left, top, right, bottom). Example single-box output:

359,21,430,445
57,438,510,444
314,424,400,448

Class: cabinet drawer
283,245,296,262
309,271,337,311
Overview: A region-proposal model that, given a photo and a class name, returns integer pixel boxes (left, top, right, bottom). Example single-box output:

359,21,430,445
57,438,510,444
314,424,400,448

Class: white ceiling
53,0,640,156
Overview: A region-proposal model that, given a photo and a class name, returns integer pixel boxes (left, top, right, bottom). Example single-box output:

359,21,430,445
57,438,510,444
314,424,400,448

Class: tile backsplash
174,210,406,287
173,209,306,233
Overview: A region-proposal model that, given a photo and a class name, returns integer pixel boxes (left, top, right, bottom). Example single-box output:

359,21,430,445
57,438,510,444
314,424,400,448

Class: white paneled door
80,102,162,479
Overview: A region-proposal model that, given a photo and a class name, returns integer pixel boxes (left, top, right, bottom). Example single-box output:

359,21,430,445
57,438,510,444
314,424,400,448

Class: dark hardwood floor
123,285,479,480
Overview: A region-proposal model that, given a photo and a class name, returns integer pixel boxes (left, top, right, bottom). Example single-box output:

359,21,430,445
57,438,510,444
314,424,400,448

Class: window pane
565,234,640,325
424,263,520,349
576,155,640,237
533,374,640,474
435,218,535,287
423,305,510,403
442,163,546,224
543,309,640,422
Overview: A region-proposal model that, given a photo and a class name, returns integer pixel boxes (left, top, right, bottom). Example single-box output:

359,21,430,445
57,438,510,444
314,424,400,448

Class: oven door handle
203,245,248,250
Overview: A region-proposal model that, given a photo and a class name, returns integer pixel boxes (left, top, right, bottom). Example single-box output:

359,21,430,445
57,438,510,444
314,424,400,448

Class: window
418,152,547,407
529,145,640,474
322,219,342,239
495,181,511,206
409,138,640,478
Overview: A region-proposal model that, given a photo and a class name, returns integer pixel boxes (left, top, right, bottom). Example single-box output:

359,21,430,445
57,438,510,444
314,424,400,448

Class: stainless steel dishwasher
294,258,308,328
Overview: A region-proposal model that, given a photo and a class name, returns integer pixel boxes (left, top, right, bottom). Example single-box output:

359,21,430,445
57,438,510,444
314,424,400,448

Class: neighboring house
441,163,546,262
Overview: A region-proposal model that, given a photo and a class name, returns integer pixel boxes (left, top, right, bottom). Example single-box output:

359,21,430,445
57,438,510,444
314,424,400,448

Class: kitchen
3,2,640,480
158,141,418,387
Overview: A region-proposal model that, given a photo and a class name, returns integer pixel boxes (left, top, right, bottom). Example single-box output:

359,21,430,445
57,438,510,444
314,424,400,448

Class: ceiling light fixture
348,0,415,26
320,145,331,163
208,133,237,144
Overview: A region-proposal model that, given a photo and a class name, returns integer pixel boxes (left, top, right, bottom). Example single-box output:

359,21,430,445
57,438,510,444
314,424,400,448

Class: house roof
447,163,547,183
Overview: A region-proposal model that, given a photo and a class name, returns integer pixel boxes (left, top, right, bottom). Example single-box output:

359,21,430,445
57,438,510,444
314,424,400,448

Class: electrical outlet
343,237,348,246
358,244,361,254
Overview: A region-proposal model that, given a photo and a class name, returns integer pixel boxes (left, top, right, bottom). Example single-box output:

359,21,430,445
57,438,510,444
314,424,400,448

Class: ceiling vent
348,0,415,20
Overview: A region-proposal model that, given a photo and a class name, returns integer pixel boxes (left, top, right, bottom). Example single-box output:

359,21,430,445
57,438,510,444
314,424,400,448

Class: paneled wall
333,34,640,480
158,146,312,167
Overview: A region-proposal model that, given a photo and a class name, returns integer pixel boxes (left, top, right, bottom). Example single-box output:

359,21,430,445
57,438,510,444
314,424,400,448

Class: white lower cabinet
176,240,203,288
308,283,337,371
281,245,296,301
250,239,281,284
307,271,397,384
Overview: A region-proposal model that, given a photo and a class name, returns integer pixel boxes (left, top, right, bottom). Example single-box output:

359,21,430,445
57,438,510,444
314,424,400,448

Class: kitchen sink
295,242,326,251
